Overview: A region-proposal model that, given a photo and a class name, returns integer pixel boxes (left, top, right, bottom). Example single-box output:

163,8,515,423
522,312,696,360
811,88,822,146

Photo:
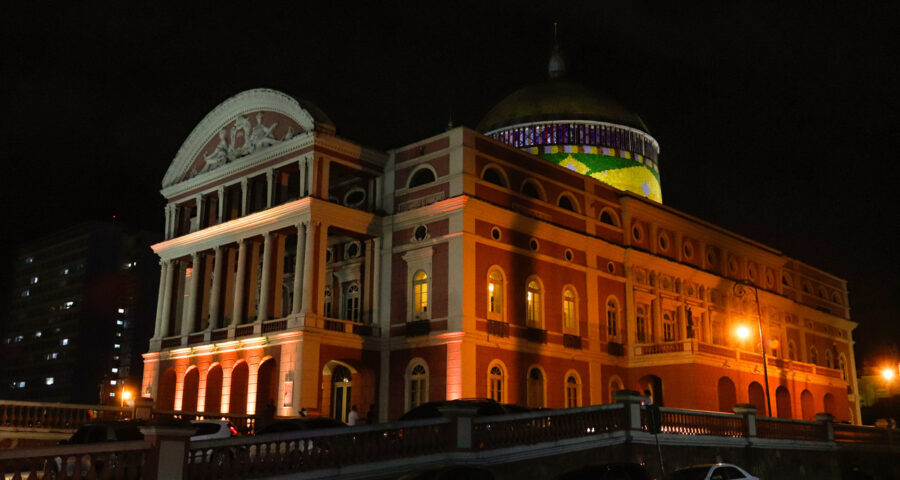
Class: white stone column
292,223,306,315
217,187,225,224
208,247,224,330
266,168,274,208
300,222,317,313
298,158,307,197
363,239,373,322
307,157,316,198
194,194,203,231
153,260,169,339
164,205,172,240
160,259,176,337
241,178,249,216
233,240,247,324
258,232,273,322
183,253,201,335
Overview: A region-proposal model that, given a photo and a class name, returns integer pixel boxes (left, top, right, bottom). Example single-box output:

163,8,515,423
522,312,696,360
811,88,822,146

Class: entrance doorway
331,365,352,422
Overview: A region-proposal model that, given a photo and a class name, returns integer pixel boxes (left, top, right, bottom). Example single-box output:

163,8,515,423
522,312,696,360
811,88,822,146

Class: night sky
2,3,897,366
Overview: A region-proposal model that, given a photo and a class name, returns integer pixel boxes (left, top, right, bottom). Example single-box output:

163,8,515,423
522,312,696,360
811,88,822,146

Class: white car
190,420,239,441
667,463,759,480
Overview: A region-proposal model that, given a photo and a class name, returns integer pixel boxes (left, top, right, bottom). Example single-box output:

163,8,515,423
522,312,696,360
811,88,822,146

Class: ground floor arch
230,361,249,415
158,368,176,411
717,377,736,413
776,386,791,419
181,367,199,412
205,365,223,413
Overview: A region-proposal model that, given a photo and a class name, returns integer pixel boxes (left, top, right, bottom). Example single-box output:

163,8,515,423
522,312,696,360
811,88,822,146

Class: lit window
489,365,505,403
117,308,125,314
116,320,124,326
344,284,360,321
116,332,122,337
34,331,42,338
21,290,30,297
562,288,576,331
407,363,428,410
663,312,677,342
64,301,74,309
46,352,58,360
15,335,23,342
413,271,429,319
110,380,117,385
25,257,33,264
45,377,54,386
18,381,26,388
114,343,121,349
109,392,116,397
525,280,543,328
30,276,39,285
61,338,69,346
606,298,619,339
487,269,504,318
113,355,119,361
62,268,70,275
111,368,118,373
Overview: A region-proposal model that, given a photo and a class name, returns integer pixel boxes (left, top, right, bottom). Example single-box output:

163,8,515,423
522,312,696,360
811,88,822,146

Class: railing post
733,404,757,438
614,390,645,430
139,425,195,480
437,405,479,450
814,412,835,441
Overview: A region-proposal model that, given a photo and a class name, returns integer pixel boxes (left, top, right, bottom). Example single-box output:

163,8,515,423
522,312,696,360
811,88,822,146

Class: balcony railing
405,320,431,337
635,341,688,355
0,440,148,480
523,327,547,344
755,417,826,441
472,404,626,450
607,341,625,356
487,319,509,337
160,336,182,349
0,400,130,431
563,334,582,350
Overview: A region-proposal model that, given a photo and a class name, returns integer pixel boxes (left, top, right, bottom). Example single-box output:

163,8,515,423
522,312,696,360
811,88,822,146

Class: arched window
809,346,819,365
406,361,428,411
487,268,504,320
412,271,429,320
606,297,619,340
526,279,543,328
599,209,618,227
482,167,507,188
488,364,505,403
788,340,797,361
801,389,814,420
608,377,623,404
558,194,577,212
344,283,360,321
636,305,648,343
823,393,836,415
717,377,737,413
662,312,676,342
711,314,725,346
565,373,581,408
824,349,834,369
521,180,543,200
748,382,765,414
526,367,545,409
408,167,436,189
776,386,792,419
562,287,577,332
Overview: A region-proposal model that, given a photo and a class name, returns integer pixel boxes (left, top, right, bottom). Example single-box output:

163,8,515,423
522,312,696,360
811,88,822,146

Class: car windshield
670,467,711,480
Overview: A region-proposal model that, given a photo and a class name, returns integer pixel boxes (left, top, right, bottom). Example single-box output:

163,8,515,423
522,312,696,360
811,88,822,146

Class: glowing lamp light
882,367,896,381
122,390,132,401
736,326,751,340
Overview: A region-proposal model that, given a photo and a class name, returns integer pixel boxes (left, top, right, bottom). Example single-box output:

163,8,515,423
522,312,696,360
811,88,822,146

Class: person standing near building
365,403,376,425
347,405,359,426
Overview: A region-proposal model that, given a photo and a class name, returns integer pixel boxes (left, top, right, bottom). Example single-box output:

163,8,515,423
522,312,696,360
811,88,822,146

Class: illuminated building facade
143,74,859,423
1,223,159,404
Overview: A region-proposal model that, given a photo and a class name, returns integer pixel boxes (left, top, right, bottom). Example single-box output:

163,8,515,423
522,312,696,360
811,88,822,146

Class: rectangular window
636,306,648,342
111,368,118,373
64,301,74,309
45,377,54,386
663,313,677,342
563,296,576,331
114,343,121,349
30,276,39,285
110,380,117,385
61,338,69,346
117,308,126,314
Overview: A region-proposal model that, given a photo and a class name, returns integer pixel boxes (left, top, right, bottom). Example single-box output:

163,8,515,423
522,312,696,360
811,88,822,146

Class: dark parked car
62,421,145,444
399,399,523,420
51,421,145,477
254,417,346,435
557,463,653,480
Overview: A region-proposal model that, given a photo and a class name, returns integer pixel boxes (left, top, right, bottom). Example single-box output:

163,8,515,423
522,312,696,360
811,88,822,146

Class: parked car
190,419,240,441
49,421,145,477
399,398,521,420
557,462,653,480
254,417,346,435
667,464,758,480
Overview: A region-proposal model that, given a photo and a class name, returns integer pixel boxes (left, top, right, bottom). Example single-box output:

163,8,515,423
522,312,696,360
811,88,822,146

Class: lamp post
733,282,772,417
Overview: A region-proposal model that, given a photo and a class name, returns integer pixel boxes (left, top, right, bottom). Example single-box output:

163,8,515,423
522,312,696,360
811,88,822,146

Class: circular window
658,234,669,251
343,188,366,207
607,261,616,274
564,249,574,262
529,238,539,251
706,248,718,267
632,225,643,242
346,242,360,258
683,241,694,259
414,225,428,241
491,227,501,240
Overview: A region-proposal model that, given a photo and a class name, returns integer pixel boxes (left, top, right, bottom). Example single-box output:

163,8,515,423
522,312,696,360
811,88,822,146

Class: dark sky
2,3,898,365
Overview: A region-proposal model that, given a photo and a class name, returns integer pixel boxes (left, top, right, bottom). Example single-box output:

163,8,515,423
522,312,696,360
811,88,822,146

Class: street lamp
733,282,772,417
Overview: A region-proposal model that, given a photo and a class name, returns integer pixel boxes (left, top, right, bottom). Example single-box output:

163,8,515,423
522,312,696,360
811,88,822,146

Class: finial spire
548,22,566,79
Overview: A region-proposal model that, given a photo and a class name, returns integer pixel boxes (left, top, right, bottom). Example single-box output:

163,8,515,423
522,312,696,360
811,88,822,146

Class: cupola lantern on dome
478,32,662,203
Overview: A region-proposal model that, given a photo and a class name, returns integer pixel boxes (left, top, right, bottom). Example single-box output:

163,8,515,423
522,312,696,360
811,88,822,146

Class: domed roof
477,80,649,134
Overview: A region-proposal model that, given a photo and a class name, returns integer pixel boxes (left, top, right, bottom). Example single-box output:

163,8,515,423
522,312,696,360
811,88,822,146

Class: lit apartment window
110,380,117,385
64,301,74,309
18,381,26,388
525,280,543,328
34,331,42,338
61,338,69,346
114,343,121,349
113,355,119,360
116,332,122,337
111,368,118,373
109,392,116,397
116,320,124,326
412,271,429,319
45,377,54,386
21,290,30,297
117,308,126,314
62,268,70,275
15,335,23,342
25,257,33,264
46,352,58,360
30,276,39,285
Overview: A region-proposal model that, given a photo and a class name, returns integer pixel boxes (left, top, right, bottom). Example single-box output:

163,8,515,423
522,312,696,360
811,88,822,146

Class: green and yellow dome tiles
479,44,662,203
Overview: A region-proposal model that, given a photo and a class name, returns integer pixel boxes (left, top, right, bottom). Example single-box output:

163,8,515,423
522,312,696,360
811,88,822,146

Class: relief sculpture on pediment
197,112,295,177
